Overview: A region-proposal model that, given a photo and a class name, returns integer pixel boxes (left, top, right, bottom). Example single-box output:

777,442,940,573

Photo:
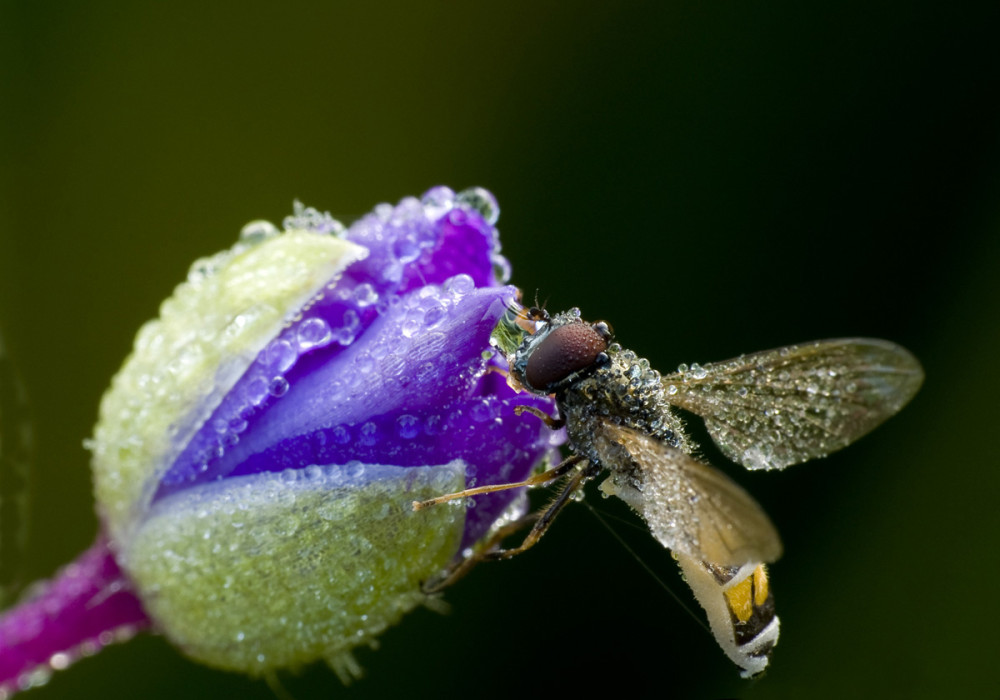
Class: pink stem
0,535,151,696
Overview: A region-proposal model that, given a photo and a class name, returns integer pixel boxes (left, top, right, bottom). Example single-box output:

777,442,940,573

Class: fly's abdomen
676,554,780,678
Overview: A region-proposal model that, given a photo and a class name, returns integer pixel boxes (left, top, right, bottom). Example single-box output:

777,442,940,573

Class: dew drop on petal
268,376,289,397
421,185,456,219
491,254,512,283
245,376,269,405
456,186,500,226
444,274,474,297
353,282,379,307
297,317,332,349
335,309,360,346
396,414,420,439
331,425,351,444
265,339,297,373
358,421,378,446
470,398,497,423
424,413,442,435
393,235,420,264
401,318,421,338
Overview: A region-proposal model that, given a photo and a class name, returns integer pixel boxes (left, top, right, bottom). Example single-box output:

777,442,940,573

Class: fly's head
495,306,613,397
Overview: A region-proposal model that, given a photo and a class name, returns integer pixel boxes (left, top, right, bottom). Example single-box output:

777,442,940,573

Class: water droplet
401,317,421,338
265,339,297,373
421,186,456,217
353,282,379,307
393,235,420,264
397,414,420,439
304,465,324,481
239,219,279,243
331,425,351,444
421,300,446,328
456,187,500,225
470,398,497,423
335,309,360,345
447,209,468,226
491,254,512,284
359,422,378,446
48,652,71,671
268,376,290,397
283,200,346,235
245,376,269,405
381,259,404,284
690,363,707,379
444,274,474,297
424,414,443,435
297,317,332,349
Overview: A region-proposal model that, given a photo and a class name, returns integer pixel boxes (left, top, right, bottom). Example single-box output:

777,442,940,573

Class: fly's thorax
558,345,690,465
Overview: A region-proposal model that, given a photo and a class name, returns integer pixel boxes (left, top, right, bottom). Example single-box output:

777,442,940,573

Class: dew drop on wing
659,338,924,470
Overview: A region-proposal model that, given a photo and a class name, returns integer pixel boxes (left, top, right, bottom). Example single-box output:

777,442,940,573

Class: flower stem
0,535,150,697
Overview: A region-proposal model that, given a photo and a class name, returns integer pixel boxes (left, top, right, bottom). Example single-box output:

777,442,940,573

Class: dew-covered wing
594,423,782,567
660,339,923,470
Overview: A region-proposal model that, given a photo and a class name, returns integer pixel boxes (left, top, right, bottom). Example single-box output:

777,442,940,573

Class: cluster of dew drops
180,187,514,482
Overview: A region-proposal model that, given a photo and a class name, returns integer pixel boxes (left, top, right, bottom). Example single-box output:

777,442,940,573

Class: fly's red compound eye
524,322,609,390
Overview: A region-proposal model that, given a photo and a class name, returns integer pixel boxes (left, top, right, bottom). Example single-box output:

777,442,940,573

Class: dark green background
2,2,998,699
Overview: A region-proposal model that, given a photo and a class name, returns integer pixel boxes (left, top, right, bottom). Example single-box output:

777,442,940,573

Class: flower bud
0,188,557,691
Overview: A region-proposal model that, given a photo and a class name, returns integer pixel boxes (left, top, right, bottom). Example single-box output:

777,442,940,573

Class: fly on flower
416,304,923,677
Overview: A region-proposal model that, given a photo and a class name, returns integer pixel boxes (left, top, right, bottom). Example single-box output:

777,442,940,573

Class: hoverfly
415,303,923,677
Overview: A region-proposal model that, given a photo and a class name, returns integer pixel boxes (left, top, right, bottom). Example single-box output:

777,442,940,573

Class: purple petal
157,190,557,546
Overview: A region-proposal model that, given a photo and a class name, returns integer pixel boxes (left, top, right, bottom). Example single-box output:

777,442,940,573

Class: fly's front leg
514,404,565,430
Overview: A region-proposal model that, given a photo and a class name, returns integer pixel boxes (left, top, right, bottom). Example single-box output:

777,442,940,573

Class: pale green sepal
124,461,466,674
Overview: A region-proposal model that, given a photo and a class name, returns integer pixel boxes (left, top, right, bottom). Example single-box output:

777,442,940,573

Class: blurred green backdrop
2,2,998,699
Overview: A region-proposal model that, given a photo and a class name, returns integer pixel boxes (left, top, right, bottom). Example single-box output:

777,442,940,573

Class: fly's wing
0,329,32,605
593,422,782,677
661,338,923,470
594,422,782,567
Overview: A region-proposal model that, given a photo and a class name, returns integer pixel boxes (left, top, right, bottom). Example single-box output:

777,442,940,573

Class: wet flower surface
0,187,557,693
